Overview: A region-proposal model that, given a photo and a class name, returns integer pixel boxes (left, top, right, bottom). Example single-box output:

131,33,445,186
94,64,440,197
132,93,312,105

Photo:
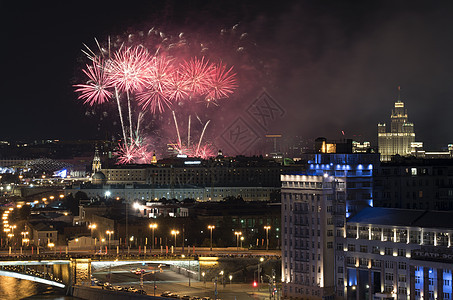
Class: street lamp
106,230,114,251
171,230,180,251
258,257,264,289
208,225,215,251
264,226,271,250
149,223,158,251
88,223,97,237
229,275,233,285
234,231,242,252
89,223,97,251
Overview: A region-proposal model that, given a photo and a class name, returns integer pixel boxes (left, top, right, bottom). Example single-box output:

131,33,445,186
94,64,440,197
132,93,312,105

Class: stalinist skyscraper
378,87,415,161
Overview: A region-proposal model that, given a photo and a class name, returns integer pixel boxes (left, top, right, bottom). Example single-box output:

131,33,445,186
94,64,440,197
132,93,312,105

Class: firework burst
75,29,242,164
180,57,214,95
74,58,113,105
206,64,237,100
114,142,139,164
108,46,151,93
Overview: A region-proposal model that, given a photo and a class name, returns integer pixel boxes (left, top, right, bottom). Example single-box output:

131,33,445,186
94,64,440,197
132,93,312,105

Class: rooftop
348,207,453,230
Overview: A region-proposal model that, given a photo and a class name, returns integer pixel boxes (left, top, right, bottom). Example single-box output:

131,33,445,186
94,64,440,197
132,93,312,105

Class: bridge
0,255,203,292
0,250,281,295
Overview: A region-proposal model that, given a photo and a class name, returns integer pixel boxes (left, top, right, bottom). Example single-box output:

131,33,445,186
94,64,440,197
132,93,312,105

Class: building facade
281,153,379,299
378,98,415,162
374,157,453,210
337,207,453,300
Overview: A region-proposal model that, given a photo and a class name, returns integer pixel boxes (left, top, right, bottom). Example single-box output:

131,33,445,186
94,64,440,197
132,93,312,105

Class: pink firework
108,46,151,93
146,55,174,92
74,58,113,105
166,71,190,102
180,57,214,95
136,87,173,114
194,145,215,159
206,64,237,99
114,142,139,164
134,143,153,163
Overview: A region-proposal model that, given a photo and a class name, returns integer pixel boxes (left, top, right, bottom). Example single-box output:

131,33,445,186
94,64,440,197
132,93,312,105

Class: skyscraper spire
397,85,401,102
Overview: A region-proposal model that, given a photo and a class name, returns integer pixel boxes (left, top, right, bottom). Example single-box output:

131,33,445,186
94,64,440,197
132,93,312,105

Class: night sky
3,1,453,151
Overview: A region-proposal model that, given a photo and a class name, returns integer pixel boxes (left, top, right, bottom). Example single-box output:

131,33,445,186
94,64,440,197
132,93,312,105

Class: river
0,275,75,300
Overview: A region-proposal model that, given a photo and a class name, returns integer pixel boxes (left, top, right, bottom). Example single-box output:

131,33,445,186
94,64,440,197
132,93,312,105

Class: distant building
374,157,453,210
337,207,453,300
378,89,415,162
30,223,58,246
410,142,453,159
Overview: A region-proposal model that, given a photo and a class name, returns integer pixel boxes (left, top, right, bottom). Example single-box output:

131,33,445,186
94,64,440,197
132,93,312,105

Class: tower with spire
378,87,415,161
92,147,102,173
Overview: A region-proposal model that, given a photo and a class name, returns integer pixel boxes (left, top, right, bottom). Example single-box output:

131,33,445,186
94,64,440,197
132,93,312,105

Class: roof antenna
397,85,401,102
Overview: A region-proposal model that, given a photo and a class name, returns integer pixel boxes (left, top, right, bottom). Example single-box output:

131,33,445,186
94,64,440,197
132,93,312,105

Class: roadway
92,263,277,300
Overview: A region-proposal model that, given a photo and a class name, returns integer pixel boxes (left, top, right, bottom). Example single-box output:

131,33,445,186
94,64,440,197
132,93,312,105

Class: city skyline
3,1,453,151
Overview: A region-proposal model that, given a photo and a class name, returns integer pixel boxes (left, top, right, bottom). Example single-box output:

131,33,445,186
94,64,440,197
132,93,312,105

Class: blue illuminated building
339,207,453,300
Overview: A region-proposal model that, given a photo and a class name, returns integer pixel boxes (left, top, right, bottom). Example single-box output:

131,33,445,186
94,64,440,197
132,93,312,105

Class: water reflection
0,275,69,300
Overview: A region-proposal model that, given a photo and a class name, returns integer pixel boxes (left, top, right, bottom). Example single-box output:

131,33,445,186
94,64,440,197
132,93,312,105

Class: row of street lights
86,222,272,250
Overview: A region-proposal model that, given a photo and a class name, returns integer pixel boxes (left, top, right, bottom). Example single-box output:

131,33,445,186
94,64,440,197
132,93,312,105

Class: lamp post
149,223,158,251
208,225,215,251
264,226,271,250
106,230,114,251
234,231,242,252
258,257,264,290
171,230,179,252
89,223,97,252
229,274,233,285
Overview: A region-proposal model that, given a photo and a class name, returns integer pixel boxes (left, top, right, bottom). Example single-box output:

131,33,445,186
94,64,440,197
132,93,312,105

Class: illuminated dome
91,171,106,185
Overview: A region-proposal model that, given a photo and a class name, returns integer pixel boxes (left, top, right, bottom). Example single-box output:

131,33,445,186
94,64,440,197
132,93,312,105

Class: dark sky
2,0,453,150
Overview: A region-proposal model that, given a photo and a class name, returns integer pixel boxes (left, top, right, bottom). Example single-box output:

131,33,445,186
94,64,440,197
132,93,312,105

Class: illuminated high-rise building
378,88,415,162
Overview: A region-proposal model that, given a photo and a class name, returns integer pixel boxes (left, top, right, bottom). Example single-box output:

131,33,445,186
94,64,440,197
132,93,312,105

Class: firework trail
114,88,128,143
196,120,211,155
187,115,191,148
172,110,182,148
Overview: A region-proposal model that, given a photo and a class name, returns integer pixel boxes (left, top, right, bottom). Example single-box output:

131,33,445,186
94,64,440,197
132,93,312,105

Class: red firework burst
108,46,151,93
206,63,237,99
134,142,153,163
114,142,139,164
166,71,190,102
146,55,174,92
74,58,113,106
194,145,215,159
180,57,214,95
136,87,173,114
